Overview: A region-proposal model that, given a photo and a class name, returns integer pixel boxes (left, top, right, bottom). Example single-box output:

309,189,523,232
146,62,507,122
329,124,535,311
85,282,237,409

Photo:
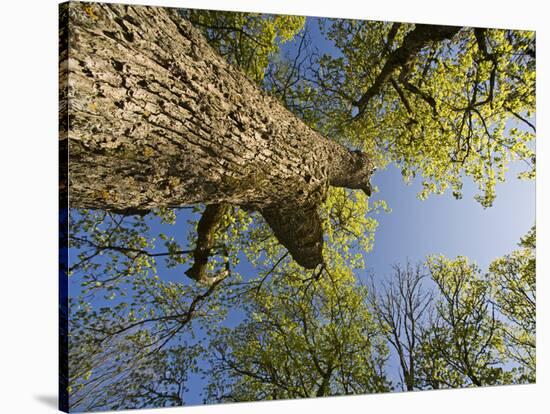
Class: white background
0,0,547,412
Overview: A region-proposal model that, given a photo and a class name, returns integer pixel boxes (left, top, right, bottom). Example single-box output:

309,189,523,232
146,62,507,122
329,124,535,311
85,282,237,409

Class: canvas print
59,1,536,412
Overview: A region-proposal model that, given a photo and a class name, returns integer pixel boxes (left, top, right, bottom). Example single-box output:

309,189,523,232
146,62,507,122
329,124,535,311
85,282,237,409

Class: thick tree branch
260,204,323,269
354,24,461,117
185,204,230,282
473,28,498,109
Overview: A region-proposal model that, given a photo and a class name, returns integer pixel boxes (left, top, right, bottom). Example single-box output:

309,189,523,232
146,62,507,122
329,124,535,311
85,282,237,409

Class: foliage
184,9,305,83
67,209,231,410
205,262,391,402
272,20,535,206
422,256,508,387
488,225,536,382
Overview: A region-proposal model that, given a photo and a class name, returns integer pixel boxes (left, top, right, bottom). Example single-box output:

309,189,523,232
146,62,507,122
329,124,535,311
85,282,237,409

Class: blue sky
368,161,534,275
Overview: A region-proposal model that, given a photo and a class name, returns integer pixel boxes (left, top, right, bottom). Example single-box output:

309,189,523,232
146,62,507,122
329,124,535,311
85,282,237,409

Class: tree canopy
63,3,535,411
265,19,535,207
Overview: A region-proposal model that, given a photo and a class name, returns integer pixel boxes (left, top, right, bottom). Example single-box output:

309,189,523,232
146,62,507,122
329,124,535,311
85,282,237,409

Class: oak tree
61,2,535,410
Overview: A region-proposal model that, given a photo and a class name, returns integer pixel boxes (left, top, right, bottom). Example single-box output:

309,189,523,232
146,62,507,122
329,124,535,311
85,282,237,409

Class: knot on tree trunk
328,149,376,197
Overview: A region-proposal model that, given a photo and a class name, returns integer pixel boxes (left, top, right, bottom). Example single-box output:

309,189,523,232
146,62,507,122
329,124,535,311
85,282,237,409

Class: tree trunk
60,2,374,268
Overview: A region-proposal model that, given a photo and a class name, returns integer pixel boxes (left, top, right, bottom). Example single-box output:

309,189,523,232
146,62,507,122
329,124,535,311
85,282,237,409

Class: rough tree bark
60,2,375,269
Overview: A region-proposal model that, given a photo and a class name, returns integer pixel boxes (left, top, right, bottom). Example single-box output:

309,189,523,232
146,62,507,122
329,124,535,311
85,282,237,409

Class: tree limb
354,24,461,117
185,204,230,283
